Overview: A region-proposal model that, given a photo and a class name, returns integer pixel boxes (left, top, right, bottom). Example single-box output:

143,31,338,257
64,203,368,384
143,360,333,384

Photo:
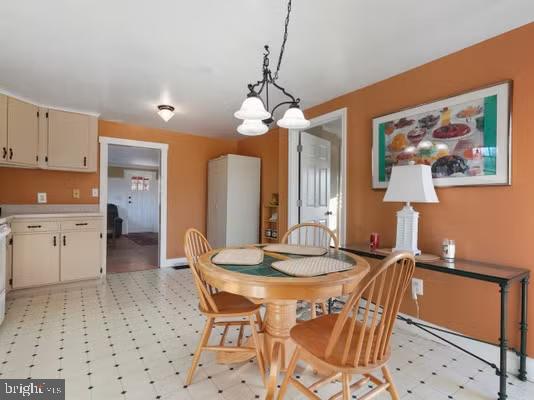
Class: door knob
325,211,333,216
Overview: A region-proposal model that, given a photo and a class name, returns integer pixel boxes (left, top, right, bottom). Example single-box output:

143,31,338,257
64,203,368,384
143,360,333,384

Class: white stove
0,223,11,325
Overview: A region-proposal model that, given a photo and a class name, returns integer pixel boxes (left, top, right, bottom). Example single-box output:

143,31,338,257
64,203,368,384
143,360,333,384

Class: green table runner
211,248,356,277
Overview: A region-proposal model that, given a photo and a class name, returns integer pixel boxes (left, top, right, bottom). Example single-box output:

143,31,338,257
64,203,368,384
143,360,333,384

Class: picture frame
372,81,511,188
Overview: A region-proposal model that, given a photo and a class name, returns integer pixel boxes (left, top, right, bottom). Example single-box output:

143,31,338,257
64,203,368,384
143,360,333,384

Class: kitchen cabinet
0,94,97,172
4,97,39,166
12,232,60,289
0,95,6,160
61,230,101,281
10,215,103,289
46,109,97,171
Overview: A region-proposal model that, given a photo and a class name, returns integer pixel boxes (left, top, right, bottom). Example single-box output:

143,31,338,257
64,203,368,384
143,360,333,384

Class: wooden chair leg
382,365,400,400
249,316,266,385
311,302,317,319
186,317,213,385
342,373,351,400
276,348,299,400
255,310,264,331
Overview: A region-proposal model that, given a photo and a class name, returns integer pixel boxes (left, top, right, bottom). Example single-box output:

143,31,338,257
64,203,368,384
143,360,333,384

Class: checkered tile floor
0,268,532,399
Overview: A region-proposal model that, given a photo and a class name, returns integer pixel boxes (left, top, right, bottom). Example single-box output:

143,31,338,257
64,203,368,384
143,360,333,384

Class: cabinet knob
2,147,6,159
83,156,87,167
53,236,57,247
63,235,66,246
9,148,13,160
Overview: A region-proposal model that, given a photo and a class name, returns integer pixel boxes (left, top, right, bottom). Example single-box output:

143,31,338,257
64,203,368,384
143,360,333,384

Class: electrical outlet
37,192,47,204
73,189,80,199
411,278,424,300
91,188,99,197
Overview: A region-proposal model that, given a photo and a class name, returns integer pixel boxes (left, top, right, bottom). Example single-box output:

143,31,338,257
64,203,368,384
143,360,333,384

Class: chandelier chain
274,0,292,81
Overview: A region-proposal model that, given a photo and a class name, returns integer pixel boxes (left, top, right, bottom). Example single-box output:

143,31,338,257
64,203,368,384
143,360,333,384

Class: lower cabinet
61,230,101,281
11,217,102,289
12,233,60,288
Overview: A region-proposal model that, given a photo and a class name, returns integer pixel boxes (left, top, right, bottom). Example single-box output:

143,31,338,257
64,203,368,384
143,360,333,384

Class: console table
342,243,529,400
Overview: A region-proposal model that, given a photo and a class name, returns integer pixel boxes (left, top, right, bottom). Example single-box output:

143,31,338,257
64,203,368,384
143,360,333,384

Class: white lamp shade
157,108,175,122
276,107,310,129
237,119,269,136
234,97,271,120
383,165,439,203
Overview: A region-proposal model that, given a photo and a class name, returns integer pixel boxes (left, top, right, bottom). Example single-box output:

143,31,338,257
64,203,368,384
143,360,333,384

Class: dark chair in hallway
107,203,123,244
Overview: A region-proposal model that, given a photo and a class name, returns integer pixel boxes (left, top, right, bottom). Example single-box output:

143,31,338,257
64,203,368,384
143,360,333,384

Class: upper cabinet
46,109,97,171
0,94,97,172
0,95,6,160
0,97,39,167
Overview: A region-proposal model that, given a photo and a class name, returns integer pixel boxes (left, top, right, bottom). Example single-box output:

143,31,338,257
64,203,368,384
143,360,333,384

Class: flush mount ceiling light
157,105,175,122
234,0,310,136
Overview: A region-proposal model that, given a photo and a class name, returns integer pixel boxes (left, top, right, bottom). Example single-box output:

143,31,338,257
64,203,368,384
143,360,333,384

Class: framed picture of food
372,81,511,188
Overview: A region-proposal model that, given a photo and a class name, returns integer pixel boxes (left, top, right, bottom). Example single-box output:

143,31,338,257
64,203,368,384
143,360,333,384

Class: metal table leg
498,283,509,400
519,277,529,381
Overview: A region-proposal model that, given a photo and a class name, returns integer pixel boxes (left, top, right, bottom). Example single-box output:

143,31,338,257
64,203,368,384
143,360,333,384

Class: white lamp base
392,203,421,256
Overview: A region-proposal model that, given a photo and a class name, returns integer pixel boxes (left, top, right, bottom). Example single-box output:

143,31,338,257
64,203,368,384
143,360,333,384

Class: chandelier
234,0,310,136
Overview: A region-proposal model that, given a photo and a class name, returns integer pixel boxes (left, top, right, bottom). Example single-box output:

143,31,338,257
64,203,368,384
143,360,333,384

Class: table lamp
383,165,439,255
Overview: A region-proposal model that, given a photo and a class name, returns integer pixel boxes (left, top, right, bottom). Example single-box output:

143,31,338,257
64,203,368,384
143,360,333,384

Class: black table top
342,243,530,285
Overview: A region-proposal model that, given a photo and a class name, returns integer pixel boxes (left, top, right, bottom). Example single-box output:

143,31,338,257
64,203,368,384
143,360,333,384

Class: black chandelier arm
270,78,298,104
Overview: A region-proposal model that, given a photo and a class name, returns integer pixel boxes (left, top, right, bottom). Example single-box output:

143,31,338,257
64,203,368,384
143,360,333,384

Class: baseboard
162,257,188,268
397,311,534,382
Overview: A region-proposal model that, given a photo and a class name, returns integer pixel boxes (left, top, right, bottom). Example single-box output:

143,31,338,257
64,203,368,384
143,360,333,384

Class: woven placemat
271,256,353,277
263,244,327,256
212,248,264,265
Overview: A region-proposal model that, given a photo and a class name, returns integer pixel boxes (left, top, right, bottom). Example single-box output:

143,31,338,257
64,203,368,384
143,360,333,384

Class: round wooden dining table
198,247,370,400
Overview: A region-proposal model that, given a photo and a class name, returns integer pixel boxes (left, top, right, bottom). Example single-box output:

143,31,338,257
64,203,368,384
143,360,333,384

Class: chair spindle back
282,222,339,249
325,252,415,368
184,228,218,313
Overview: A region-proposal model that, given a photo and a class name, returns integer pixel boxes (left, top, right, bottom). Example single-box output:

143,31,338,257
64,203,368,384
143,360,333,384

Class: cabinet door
61,231,101,281
0,94,7,162
7,97,39,166
47,109,90,169
12,233,60,288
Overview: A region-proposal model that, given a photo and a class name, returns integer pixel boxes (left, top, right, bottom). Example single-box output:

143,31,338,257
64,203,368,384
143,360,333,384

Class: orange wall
0,120,237,259
239,24,534,354
237,129,280,208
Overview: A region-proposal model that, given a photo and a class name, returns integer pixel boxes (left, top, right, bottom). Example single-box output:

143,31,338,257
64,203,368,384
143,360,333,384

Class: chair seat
201,291,260,315
290,314,389,370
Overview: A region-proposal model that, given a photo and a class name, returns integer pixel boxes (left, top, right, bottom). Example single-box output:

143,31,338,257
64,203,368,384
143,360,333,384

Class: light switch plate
73,189,80,199
37,192,47,204
91,188,99,197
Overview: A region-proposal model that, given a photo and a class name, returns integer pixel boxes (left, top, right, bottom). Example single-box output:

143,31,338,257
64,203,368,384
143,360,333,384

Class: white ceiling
1,1,533,138
109,145,160,168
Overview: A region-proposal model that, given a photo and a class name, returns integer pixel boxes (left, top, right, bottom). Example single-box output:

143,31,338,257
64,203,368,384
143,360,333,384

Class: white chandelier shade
237,119,269,136
276,106,310,129
234,97,271,120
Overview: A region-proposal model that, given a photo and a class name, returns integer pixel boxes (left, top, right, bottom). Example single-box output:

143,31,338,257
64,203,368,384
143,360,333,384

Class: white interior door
109,169,159,234
299,132,331,226
125,170,159,233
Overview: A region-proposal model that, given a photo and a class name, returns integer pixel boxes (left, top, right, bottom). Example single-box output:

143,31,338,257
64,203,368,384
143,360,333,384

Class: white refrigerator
207,154,260,248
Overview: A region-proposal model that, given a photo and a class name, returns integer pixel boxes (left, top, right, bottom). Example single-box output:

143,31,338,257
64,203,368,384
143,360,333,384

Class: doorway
288,108,347,246
99,137,169,274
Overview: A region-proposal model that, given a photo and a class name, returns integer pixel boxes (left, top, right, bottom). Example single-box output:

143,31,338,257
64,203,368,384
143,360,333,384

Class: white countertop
0,205,102,225
0,212,103,225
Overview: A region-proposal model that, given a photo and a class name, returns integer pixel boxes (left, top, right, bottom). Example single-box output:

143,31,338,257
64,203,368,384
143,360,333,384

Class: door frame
99,137,169,272
288,108,347,246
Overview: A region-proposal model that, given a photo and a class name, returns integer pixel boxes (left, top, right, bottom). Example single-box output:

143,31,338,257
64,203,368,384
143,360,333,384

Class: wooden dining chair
282,222,339,318
277,252,416,400
184,228,266,385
